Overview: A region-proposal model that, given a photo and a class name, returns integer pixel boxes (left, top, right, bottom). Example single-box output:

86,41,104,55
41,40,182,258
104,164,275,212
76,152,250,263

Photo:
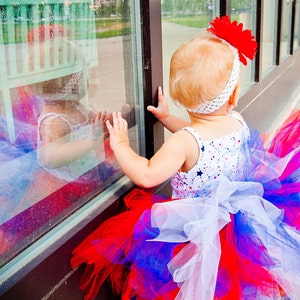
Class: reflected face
28,39,88,102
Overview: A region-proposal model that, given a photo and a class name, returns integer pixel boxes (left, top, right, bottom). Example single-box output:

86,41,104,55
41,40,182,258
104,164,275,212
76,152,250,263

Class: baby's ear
229,84,240,107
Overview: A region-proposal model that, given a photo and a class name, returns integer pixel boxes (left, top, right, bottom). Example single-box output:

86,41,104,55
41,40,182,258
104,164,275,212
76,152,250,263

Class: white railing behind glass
0,1,98,143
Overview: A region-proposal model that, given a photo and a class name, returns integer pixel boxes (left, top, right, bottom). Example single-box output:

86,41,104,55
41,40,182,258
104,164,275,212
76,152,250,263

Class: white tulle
150,176,300,300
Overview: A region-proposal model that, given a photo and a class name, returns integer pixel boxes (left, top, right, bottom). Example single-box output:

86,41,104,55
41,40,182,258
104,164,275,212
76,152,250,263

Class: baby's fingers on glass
158,86,164,96
112,112,119,126
106,119,114,132
157,86,165,101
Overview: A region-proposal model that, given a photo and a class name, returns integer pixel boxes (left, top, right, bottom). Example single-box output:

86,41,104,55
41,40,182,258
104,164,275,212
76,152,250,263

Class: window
161,0,221,133
280,0,293,61
231,0,257,89
0,0,143,267
261,0,278,74
160,0,258,136
294,0,300,51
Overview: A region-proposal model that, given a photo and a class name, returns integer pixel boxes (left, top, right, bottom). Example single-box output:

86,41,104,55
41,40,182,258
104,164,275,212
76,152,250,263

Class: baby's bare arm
39,113,104,168
106,112,186,188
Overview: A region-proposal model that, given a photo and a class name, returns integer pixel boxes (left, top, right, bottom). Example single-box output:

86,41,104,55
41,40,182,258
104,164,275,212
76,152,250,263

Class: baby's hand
147,86,169,121
106,112,129,150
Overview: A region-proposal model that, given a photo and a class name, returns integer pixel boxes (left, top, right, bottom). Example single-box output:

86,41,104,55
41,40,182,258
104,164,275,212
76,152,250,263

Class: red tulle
71,208,144,299
267,110,300,157
71,189,174,300
217,221,280,299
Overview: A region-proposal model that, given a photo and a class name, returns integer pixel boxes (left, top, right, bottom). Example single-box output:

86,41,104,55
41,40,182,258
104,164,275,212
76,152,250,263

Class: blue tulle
0,133,38,225
233,211,275,266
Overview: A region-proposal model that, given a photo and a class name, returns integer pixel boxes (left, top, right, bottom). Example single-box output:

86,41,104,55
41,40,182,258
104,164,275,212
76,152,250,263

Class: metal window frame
140,0,164,159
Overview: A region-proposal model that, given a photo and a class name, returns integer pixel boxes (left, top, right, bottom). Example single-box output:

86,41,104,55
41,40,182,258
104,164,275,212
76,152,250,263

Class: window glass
231,0,256,90
0,0,143,266
294,0,300,51
280,0,293,60
261,0,278,75
161,0,220,130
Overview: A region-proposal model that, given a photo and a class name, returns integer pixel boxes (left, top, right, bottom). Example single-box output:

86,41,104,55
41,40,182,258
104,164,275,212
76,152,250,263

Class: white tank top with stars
171,113,250,199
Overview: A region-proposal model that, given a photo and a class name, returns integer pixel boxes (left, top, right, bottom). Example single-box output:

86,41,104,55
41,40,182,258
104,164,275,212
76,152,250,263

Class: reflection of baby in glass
28,25,106,182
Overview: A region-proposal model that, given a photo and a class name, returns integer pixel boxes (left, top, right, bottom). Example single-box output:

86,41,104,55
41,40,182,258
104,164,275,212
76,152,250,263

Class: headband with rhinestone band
186,16,257,114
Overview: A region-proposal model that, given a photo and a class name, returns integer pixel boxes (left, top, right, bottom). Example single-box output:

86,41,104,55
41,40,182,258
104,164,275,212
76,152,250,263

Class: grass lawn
163,15,210,28
2,15,217,43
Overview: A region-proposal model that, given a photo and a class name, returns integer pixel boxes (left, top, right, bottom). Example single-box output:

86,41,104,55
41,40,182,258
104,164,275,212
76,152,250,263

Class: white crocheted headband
27,24,88,102
186,54,240,114
181,16,257,114
43,68,87,102
42,41,88,102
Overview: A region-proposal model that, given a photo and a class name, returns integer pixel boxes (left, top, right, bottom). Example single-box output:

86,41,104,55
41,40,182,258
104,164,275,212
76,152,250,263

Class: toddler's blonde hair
169,33,237,111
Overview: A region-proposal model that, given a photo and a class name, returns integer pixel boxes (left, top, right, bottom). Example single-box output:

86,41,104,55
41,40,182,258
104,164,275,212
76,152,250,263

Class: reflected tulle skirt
71,111,300,300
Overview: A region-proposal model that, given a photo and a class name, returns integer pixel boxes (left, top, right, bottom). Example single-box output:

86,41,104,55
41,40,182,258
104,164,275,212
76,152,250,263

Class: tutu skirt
71,111,300,300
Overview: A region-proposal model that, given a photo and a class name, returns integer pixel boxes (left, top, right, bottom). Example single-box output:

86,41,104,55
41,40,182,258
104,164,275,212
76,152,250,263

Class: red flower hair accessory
207,16,257,65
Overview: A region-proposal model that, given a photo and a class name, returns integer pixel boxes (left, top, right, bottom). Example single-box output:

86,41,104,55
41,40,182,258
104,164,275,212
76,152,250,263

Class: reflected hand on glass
88,112,107,146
